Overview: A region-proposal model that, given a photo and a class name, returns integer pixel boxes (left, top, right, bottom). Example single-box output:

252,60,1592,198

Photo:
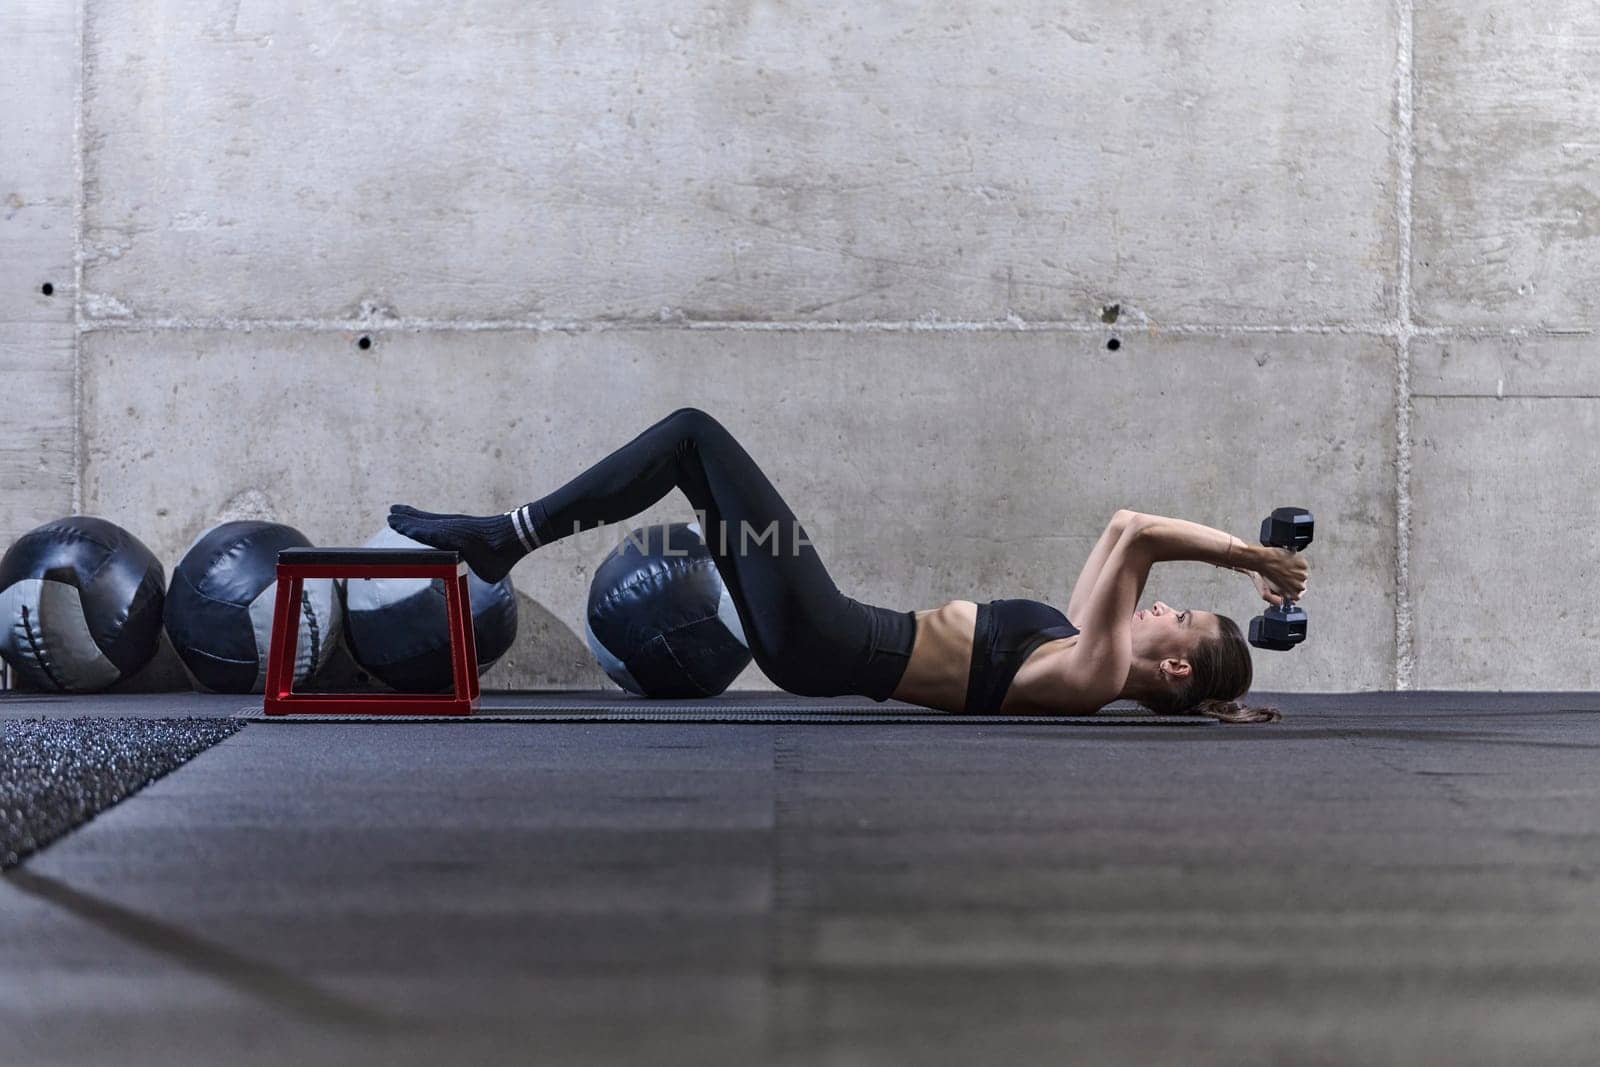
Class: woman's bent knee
664,407,735,454
667,407,721,434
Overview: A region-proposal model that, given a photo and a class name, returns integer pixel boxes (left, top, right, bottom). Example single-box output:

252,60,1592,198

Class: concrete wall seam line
1392,0,1418,690
1412,393,1600,401
73,318,1421,336
72,320,1595,340
72,0,87,515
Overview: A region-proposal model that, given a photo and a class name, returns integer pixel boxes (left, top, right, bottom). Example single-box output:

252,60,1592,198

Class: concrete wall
3,0,1594,692
1,2,78,546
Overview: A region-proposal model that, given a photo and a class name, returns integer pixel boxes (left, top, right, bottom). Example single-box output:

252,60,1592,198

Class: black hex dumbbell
1248,506,1313,651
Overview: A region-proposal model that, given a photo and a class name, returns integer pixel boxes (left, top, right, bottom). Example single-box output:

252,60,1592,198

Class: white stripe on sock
508,507,536,553
520,505,543,549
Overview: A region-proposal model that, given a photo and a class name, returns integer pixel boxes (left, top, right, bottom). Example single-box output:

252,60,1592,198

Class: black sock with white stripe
386,503,542,584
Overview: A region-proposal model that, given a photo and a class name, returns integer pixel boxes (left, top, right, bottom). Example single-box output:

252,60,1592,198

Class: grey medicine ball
342,526,518,692
164,521,341,694
0,516,166,692
585,522,750,698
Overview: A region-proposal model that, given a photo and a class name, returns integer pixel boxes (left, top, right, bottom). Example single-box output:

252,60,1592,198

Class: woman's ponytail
1190,697,1281,724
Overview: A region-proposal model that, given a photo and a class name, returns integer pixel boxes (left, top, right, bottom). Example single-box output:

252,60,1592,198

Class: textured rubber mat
239,690,1214,725
243,712,1210,725
1,717,242,869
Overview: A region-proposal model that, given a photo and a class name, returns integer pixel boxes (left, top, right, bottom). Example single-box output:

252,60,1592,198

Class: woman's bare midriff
890,600,1082,715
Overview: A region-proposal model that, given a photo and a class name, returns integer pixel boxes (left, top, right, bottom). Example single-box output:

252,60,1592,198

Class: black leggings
525,408,916,700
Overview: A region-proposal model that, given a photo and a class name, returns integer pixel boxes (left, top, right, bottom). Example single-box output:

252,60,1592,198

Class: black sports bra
965,599,1080,714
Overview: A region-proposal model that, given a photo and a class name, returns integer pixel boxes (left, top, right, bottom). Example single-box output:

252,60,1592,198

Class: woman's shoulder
1005,638,1111,715
1009,643,1117,715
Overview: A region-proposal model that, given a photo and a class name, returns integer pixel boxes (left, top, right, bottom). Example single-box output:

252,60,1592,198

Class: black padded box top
278,547,460,565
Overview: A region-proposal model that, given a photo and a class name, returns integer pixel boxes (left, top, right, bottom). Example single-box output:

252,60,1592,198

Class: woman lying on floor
390,408,1309,723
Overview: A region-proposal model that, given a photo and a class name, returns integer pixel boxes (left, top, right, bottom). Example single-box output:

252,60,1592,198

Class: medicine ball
0,516,165,692
342,526,518,692
585,522,751,698
164,521,341,694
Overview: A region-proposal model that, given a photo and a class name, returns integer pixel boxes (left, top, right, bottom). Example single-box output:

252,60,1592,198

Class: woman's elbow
1117,511,1155,539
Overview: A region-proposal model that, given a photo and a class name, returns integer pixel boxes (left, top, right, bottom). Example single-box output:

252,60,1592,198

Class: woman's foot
386,505,530,583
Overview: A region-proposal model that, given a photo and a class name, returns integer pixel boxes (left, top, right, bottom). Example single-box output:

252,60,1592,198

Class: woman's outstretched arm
1133,512,1309,604
1069,510,1275,622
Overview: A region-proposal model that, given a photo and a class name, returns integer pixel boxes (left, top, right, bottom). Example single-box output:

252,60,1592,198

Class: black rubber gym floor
4,690,1600,1065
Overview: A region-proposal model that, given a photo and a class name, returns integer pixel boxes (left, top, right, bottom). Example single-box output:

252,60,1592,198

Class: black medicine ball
0,516,165,691
164,521,342,693
585,522,751,698
343,526,519,692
